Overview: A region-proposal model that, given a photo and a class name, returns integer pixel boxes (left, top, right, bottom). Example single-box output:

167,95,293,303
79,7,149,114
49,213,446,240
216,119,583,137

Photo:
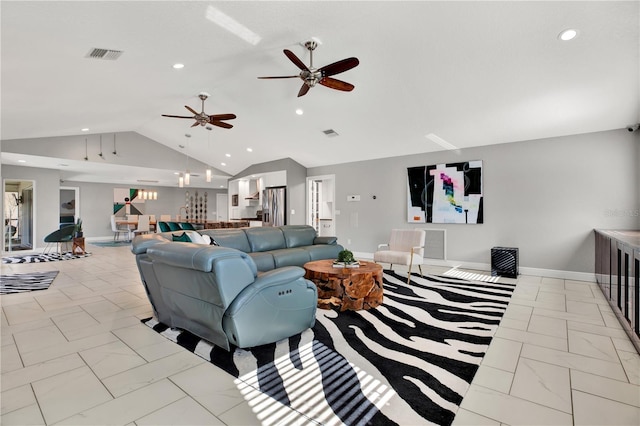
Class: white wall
308,129,639,275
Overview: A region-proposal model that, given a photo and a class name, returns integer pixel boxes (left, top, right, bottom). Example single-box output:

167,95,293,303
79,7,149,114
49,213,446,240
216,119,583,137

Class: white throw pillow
183,231,207,245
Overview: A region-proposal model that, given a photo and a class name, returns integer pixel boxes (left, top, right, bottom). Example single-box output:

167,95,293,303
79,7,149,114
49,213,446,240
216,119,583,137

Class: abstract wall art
407,160,483,224
113,188,144,217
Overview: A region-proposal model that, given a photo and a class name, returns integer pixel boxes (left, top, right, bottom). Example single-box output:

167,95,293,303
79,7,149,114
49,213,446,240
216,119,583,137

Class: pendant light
178,173,184,188
184,134,191,186
205,126,212,182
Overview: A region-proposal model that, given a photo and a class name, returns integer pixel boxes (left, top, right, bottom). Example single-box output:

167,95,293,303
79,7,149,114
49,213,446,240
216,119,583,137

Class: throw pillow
172,232,191,242
183,231,207,245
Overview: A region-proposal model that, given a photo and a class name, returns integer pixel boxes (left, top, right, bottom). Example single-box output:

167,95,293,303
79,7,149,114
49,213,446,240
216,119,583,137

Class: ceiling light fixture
221,162,226,166
205,126,213,183
173,63,184,69
184,134,191,185
558,29,578,41
17,160,26,163
178,173,184,188
205,6,261,46
296,108,304,115
81,128,89,132
225,153,231,157
84,138,89,160
246,147,253,152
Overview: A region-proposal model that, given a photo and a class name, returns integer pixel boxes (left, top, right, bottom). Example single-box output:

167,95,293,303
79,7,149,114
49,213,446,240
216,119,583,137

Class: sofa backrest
244,227,286,252
280,225,317,248
201,229,251,252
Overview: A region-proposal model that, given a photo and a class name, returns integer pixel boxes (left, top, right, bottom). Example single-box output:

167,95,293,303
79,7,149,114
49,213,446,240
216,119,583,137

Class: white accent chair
131,215,150,239
110,215,129,241
160,214,172,221
374,229,426,284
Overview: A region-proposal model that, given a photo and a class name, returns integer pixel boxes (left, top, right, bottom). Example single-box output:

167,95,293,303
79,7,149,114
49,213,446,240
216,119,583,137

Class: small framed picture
231,194,239,206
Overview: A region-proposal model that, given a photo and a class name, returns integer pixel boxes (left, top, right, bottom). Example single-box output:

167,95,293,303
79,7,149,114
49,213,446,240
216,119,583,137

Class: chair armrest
314,236,337,245
377,243,389,250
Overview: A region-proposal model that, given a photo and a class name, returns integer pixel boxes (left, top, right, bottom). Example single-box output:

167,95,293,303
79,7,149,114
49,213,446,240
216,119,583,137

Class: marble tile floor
1,245,639,425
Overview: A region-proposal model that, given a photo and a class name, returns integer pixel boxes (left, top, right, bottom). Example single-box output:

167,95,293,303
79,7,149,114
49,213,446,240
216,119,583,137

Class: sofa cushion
248,252,275,271
244,227,286,252
281,225,316,248
302,244,344,261
202,229,251,252
270,247,311,268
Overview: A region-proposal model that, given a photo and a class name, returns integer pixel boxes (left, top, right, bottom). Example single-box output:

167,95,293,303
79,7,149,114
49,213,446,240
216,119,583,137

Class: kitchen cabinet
595,230,640,353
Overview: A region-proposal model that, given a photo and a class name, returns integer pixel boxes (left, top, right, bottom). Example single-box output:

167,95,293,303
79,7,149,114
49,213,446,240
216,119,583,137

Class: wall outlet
347,239,351,244
291,209,295,214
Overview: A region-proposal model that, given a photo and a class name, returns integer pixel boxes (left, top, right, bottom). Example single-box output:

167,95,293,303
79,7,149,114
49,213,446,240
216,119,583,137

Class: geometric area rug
143,270,516,426
1,251,91,264
0,271,59,294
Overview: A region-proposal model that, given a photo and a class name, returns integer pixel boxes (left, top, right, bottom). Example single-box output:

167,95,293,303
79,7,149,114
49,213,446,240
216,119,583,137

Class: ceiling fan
258,41,359,97
162,92,236,128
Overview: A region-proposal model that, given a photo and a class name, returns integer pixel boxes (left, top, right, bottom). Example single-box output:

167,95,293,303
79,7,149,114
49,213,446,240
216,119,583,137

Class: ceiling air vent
86,48,123,60
322,129,339,138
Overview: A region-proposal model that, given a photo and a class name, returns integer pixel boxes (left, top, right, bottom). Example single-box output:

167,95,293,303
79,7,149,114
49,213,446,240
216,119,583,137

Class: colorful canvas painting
113,188,144,217
407,160,483,224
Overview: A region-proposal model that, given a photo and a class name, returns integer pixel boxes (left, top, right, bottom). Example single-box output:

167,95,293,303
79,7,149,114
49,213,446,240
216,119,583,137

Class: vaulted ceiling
2,1,638,187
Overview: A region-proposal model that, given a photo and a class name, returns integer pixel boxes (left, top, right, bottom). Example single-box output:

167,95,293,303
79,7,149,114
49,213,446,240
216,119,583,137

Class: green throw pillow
172,232,191,242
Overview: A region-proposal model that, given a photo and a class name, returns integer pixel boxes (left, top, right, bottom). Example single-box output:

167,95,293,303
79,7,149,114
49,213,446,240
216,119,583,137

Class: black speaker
491,247,519,278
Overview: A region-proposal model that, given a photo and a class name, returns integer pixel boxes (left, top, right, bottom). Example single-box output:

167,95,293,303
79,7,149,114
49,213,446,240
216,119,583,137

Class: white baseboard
353,251,597,283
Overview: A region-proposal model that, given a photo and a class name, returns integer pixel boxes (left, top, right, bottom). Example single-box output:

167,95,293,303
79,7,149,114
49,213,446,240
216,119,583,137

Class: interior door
216,193,228,221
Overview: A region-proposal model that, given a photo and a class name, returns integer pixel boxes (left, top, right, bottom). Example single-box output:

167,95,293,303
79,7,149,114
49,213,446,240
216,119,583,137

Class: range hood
245,191,260,200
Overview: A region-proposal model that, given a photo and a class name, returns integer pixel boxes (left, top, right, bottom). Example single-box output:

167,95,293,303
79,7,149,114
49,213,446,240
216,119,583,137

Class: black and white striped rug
0,271,59,294
143,271,516,425
1,251,91,264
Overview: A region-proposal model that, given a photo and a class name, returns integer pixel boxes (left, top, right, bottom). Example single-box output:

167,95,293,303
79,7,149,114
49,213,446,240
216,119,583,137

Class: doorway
60,187,80,228
306,174,335,236
216,193,228,221
3,179,35,252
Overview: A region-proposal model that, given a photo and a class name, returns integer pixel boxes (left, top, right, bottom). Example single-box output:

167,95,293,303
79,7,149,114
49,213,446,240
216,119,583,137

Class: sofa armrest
131,234,171,254
314,236,337,245
225,266,310,316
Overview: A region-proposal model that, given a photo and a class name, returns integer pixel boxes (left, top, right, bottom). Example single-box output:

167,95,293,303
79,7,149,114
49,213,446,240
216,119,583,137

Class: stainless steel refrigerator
262,186,286,227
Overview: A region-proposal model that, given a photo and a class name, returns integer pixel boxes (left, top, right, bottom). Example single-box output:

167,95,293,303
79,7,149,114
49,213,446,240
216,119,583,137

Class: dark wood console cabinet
595,230,640,353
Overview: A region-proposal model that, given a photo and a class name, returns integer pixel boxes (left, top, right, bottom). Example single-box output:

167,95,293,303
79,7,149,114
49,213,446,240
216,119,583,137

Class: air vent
322,129,339,137
137,179,159,183
86,48,123,60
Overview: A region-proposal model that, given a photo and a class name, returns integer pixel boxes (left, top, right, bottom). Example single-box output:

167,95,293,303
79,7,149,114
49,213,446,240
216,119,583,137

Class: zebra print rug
0,271,59,294
1,251,91,264
143,271,516,425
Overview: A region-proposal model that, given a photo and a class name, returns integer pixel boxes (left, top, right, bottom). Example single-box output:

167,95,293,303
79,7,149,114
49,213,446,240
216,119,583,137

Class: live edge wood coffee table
303,259,384,311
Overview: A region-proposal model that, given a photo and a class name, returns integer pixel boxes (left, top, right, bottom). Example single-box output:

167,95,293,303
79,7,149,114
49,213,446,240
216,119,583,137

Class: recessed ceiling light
246,147,253,152
173,63,184,69
558,29,578,41
17,160,26,163
221,162,226,166
225,153,231,157
81,128,89,132
295,108,304,115
58,163,69,167
219,185,224,188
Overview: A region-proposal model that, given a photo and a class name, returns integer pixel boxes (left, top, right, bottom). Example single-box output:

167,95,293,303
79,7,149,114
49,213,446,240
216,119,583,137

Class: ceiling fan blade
319,77,355,92
257,75,300,79
209,113,236,121
184,105,199,115
162,114,194,119
211,120,233,129
297,83,310,97
284,49,309,71
319,57,359,77
190,121,201,127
